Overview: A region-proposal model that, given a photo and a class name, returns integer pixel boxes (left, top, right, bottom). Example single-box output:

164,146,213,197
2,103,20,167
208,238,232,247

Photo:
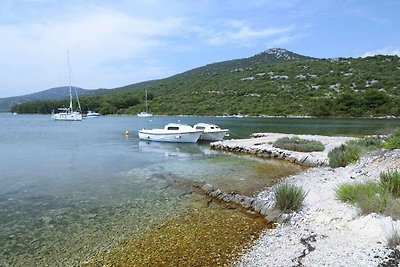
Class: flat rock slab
211,133,354,166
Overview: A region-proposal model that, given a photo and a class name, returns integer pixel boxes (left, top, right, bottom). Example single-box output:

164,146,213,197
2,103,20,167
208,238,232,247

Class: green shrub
336,172,400,217
380,171,400,198
335,181,391,214
274,183,307,212
384,128,400,149
273,137,325,152
356,136,384,149
328,137,383,168
357,187,391,214
335,183,359,204
328,142,362,168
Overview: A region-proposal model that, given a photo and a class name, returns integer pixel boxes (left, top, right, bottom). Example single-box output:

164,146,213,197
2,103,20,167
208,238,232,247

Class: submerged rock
199,182,281,223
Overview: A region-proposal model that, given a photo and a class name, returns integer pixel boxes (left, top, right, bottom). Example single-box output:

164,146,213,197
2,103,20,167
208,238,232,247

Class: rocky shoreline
210,133,400,267
210,133,353,167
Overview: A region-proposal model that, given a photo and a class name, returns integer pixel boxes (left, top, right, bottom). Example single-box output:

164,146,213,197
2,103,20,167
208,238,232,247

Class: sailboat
137,89,153,117
51,52,82,121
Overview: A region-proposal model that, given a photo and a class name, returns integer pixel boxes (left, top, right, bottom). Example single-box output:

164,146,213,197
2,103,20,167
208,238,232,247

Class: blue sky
0,0,399,97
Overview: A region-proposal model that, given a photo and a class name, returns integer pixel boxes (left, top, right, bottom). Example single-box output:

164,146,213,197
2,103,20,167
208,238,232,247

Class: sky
0,0,399,98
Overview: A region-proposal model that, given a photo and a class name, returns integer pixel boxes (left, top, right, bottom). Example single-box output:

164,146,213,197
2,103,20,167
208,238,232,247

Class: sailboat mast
67,51,73,112
66,51,82,113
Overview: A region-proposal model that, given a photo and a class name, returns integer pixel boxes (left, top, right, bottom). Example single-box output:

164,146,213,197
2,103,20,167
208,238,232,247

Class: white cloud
266,34,305,47
206,22,294,46
0,6,185,95
362,47,400,57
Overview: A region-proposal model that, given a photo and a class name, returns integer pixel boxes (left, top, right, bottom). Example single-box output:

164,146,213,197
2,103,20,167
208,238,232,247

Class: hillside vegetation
0,86,110,112
10,48,400,117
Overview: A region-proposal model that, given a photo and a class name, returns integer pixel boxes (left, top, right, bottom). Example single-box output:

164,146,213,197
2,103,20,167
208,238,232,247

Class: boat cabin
194,123,221,131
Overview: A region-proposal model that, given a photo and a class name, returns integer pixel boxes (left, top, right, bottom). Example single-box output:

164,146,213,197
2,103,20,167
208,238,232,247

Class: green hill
0,86,109,112
10,48,400,117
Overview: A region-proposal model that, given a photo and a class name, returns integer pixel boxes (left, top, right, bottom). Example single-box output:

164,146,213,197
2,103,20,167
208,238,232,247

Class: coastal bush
336,171,400,216
274,183,307,212
328,137,383,168
335,181,389,213
273,137,325,152
356,187,390,214
328,143,361,168
384,128,400,149
380,171,400,198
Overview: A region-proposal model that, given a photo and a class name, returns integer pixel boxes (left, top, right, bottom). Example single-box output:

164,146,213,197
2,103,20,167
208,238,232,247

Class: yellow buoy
125,130,129,136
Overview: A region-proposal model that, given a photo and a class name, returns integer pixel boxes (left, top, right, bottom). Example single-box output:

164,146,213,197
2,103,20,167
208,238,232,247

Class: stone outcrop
211,133,353,167
200,183,283,223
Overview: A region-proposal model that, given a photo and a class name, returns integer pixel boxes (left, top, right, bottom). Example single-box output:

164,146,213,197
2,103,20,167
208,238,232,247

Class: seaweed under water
81,198,271,267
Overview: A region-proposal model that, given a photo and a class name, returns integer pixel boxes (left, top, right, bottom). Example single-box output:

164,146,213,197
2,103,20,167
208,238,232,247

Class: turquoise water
0,114,398,265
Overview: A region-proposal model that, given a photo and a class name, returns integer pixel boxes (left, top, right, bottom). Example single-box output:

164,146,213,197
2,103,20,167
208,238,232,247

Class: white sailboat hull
138,130,202,143
51,112,82,121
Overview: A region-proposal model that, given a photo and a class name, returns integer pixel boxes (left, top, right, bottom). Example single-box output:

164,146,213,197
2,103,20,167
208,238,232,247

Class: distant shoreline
2,112,399,120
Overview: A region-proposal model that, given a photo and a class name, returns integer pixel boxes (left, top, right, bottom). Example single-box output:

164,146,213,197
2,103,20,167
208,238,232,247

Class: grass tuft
336,171,400,217
385,224,400,248
274,183,307,212
384,128,400,149
384,198,400,220
328,137,383,168
380,170,400,198
273,137,325,152
335,181,390,213
335,183,359,204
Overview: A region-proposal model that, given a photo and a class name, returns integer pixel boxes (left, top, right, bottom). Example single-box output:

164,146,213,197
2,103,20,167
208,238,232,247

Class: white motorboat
193,123,229,141
137,89,153,117
137,111,153,118
51,52,82,121
138,123,203,143
86,110,101,118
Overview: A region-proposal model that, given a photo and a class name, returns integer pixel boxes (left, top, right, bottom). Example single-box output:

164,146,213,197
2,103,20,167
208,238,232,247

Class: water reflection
138,141,217,159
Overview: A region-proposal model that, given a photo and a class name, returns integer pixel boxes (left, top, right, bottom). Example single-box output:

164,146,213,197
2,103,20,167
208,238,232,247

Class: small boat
193,123,229,141
137,89,153,117
137,111,153,118
86,110,101,118
221,113,244,118
51,108,82,121
51,52,82,121
138,123,203,143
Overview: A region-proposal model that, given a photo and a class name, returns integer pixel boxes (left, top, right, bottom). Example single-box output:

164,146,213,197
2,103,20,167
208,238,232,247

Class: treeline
11,92,149,115
11,54,400,117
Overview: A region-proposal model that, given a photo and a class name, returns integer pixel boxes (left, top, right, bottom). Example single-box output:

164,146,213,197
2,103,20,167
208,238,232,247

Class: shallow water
0,114,398,265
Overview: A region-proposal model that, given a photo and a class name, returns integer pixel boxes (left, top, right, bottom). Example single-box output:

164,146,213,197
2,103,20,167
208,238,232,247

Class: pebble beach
211,133,400,267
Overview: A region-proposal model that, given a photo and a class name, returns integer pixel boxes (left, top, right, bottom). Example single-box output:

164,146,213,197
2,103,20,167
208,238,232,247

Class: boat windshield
167,126,179,130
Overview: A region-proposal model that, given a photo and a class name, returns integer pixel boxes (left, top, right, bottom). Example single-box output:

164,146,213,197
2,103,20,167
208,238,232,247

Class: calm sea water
0,114,398,265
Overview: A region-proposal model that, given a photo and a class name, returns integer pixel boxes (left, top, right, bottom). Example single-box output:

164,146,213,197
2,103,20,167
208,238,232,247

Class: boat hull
138,131,202,143
51,113,82,121
86,111,100,118
137,112,153,118
199,130,229,141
